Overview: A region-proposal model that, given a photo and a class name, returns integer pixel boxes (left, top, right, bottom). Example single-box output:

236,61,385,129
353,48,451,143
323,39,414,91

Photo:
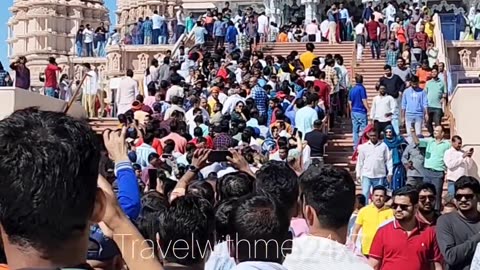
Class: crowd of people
1,1,480,270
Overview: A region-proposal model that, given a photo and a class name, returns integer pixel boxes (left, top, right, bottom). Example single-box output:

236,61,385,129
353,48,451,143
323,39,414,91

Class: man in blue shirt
402,75,428,137
213,14,227,50
349,74,369,149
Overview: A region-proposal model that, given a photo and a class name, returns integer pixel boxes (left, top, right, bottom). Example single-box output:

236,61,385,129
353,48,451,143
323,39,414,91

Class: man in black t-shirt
378,64,405,134
304,119,328,160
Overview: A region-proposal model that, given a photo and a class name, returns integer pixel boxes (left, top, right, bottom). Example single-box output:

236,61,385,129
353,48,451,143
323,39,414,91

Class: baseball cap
88,225,121,261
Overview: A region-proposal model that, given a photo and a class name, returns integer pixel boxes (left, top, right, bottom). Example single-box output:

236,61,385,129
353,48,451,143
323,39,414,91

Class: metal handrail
171,16,203,57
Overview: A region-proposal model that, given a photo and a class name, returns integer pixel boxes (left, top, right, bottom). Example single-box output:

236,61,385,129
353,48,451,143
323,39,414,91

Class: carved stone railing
105,44,174,78
446,41,480,79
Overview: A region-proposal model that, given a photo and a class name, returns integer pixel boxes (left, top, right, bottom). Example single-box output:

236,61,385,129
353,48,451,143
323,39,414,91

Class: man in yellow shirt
299,43,316,69
424,15,435,41
352,186,394,256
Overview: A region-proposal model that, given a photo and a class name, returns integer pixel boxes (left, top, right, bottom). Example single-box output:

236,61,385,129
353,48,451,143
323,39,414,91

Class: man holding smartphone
444,135,474,197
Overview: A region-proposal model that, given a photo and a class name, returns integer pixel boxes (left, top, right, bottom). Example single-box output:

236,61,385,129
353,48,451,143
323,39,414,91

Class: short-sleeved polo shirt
355,204,394,255
419,138,451,171
369,219,443,270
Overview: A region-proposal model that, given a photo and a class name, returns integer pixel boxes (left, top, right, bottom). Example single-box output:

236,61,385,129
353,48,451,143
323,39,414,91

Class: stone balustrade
446,41,480,79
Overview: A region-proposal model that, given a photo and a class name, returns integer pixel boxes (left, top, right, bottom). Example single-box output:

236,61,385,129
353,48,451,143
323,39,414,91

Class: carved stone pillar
302,0,315,24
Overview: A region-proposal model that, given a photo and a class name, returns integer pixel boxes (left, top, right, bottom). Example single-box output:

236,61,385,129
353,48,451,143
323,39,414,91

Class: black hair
255,161,299,214
158,195,214,265
306,43,315,52
214,198,238,241
455,176,480,194
393,185,419,205
417,182,437,196
0,108,100,251
216,172,254,201
232,195,290,263
372,185,387,195
299,165,355,229
187,181,215,206
356,194,366,208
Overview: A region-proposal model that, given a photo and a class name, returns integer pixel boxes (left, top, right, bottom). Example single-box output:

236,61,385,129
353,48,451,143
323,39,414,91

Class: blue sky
0,0,116,67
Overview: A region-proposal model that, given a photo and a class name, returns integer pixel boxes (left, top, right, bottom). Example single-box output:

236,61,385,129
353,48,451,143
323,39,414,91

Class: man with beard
352,186,394,256
416,183,440,226
437,176,480,270
378,65,405,135
368,186,443,270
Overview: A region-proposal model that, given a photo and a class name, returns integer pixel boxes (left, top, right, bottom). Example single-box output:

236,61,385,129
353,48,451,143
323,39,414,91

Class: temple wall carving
446,41,480,78
8,0,110,88
105,45,173,78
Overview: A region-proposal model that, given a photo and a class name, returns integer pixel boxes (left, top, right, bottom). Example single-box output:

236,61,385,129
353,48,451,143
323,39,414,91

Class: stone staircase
89,118,119,133
261,41,450,180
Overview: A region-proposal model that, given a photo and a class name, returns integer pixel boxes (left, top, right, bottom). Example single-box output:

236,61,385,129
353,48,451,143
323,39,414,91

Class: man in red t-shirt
365,15,381,59
44,57,62,98
313,70,331,111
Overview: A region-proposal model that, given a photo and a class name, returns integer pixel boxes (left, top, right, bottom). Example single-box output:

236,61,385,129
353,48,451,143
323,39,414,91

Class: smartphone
293,128,298,136
411,122,415,129
148,169,157,191
161,154,172,159
208,151,233,163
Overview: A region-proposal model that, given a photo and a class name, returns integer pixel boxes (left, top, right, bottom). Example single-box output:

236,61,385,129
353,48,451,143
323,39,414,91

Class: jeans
176,25,186,42
45,87,56,97
370,39,380,59
144,35,152,45
85,42,93,57
215,35,225,49
152,29,160,44
423,169,444,210
352,112,368,149
97,41,106,57
447,180,455,197
362,177,387,203
76,41,83,57
475,28,480,40
159,35,167,44
405,114,424,138
340,18,347,41
427,107,443,136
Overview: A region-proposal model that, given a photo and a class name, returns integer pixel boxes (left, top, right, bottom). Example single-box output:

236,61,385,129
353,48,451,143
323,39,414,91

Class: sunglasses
391,203,411,211
454,194,475,201
419,195,435,202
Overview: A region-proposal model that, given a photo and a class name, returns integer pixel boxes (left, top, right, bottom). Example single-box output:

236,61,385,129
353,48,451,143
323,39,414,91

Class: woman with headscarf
383,125,407,192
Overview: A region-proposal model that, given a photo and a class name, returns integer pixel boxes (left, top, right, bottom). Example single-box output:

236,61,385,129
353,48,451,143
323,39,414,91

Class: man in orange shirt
277,28,288,42
416,59,431,89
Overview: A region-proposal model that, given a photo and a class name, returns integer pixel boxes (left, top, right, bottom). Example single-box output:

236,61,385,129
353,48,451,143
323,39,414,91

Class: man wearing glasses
368,186,443,270
437,176,480,270
416,183,440,226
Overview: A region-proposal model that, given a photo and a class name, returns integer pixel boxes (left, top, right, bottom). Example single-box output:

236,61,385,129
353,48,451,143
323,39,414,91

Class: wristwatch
188,165,199,173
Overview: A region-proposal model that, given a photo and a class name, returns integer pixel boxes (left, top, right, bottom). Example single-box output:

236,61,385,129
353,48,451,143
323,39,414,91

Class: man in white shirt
283,165,373,270
193,21,208,46
356,129,393,200
305,19,319,42
444,135,473,197
370,85,396,138
355,21,365,61
116,69,139,115
82,24,94,57
222,87,245,114
339,3,350,41
257,12,269,42
175,6,186,42
151,10,162,45
165,74,184,102
82,63,98,117
385,1,396,32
